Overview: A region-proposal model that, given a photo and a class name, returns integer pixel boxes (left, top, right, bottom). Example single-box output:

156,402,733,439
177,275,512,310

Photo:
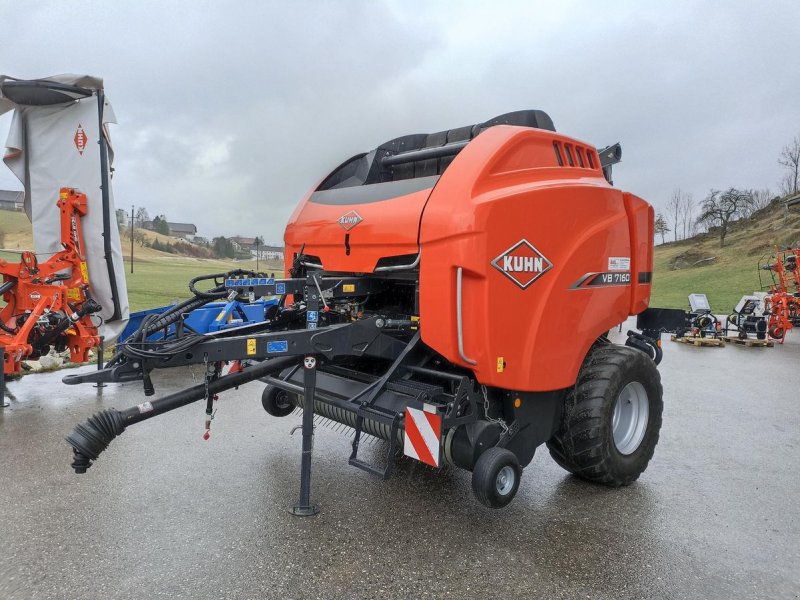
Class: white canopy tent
0,74,129,341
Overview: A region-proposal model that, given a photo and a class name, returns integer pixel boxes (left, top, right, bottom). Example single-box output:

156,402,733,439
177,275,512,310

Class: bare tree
667,189,683,242
680,193,695,240
697,188,752,247
750,188,773,212
778,134,800,196
134,207,150,228
654,213,670,245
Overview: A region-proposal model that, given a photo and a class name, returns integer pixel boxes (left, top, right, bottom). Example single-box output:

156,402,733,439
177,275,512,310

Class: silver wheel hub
495,465,515,495
612,381,649,455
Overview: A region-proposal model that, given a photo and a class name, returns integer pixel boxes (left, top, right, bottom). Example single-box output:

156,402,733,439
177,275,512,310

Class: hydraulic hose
66,355,298,473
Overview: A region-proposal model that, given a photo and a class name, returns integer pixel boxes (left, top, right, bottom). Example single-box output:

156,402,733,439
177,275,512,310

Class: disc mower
64,110,667,510
1,188,102,394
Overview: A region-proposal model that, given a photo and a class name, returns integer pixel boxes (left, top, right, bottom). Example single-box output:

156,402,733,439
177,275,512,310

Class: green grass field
122,256,284,310
4,200,800,314
1,210,283,311
650,202,800,310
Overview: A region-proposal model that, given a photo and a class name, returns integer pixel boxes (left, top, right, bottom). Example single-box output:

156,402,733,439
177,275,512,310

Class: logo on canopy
74,124,88,155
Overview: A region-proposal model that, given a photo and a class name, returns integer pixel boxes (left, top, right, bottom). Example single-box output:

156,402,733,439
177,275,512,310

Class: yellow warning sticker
246,338,257,356
496,357,505,373
343,284,355,293
66,288,82,301
79,261,90,282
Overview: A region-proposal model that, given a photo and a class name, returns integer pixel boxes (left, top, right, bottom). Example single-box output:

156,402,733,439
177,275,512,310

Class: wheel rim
275,391,291,409
612,381,649,455
495,465,516,496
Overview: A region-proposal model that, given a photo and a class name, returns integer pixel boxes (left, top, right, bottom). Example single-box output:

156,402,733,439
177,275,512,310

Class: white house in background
167,222,197,240
258,245,284,260
0,189,24,211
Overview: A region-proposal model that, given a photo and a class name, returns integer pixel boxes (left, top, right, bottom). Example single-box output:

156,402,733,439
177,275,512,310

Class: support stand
289,276,322,516
93,337,106,389
1,346,8,408
289,354,319,516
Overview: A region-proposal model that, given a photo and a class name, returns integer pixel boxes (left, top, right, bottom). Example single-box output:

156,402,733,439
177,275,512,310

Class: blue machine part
119,298,278,343
267,340,288,353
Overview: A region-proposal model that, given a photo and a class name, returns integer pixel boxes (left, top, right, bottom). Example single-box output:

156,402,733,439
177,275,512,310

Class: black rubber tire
546,345,663,486
769,326,785,340
471,447,522,509
261,385,295,417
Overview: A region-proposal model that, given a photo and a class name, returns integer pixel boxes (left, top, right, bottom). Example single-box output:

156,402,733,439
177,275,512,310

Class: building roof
0,189,24,203
167,222,197,234
262,245,283,252
231,236,256,246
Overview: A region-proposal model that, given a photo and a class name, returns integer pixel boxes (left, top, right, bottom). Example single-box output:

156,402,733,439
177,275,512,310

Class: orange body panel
284,126,654,392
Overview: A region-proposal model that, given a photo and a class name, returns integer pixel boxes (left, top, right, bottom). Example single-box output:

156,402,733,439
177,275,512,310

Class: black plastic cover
316,110,555,193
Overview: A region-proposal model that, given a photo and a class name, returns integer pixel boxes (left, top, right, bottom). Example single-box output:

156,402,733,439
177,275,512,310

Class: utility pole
130,204,135,274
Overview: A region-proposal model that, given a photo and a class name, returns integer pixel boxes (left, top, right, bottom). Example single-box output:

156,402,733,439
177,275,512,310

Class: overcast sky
1,0,798,243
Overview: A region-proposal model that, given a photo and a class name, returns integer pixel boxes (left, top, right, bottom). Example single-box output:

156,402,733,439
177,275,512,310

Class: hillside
0,210,283,311
651,200,800,310
5,201,799,313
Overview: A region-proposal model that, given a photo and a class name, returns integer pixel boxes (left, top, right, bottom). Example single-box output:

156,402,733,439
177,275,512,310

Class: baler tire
546,345,662,486
261,385,295,418
471,447,522,509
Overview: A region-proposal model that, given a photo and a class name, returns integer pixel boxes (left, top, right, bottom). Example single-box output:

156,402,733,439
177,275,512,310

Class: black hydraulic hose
66,355,298,473
35,298,102,349
107,270,255,365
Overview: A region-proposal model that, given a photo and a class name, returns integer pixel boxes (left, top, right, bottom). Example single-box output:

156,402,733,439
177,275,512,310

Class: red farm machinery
1,188,102,391
760,245,800,342
65,110,669,511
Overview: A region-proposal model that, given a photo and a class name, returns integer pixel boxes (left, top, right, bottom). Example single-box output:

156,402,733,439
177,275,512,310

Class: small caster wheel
471,447,521,509
738,331,748,340
769,326,785,340
261,385,295,417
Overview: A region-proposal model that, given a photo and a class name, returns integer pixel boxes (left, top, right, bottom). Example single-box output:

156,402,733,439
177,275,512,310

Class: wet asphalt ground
1,328,798,600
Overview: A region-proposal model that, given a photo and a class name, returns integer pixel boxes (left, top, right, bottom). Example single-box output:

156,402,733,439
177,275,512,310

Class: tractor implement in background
759,245,800,342
1,188,103,397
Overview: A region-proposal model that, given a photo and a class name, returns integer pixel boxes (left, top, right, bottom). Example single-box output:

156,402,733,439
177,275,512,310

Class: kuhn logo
337,210,363,231
490,239,553,289
74,124,88,155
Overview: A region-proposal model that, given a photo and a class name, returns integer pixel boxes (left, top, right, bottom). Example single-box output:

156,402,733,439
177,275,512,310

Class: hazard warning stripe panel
403,406,442,467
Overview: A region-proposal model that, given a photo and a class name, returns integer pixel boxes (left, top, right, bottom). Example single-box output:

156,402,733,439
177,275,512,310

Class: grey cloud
1,0,798,242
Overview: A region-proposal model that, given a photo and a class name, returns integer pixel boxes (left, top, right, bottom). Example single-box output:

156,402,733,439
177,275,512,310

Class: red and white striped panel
403,406,442,467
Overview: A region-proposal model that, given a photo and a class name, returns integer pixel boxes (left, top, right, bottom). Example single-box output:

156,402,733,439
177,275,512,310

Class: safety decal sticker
490,239,553,289
304,357,316,369
307,310,318,322
276,283,286,294
403,406,442,467
137,401,154,414
608,257,631,271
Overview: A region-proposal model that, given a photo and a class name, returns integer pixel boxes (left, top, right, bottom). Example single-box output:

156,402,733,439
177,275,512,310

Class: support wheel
546,345,662,486
261,385,295,417
471,447,521,509
769,326,785,340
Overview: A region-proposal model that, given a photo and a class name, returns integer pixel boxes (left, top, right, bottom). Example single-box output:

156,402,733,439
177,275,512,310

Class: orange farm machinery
64,110,673,511
760,246,800,342
1,188,101,394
